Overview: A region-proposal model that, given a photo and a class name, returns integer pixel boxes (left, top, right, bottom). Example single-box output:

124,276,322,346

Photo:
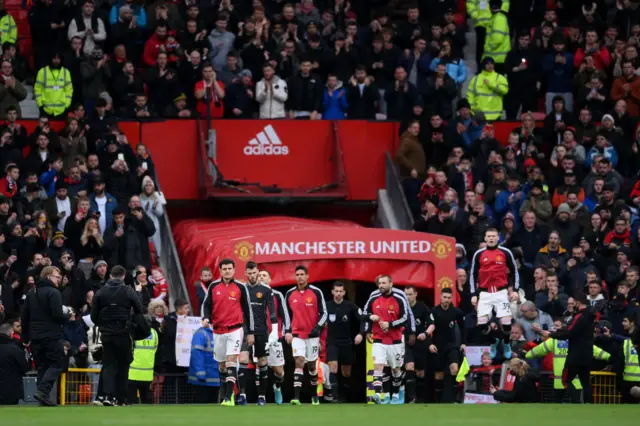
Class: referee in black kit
91,265,144,406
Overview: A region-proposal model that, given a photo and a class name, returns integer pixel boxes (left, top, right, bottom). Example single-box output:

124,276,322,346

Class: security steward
21,266,71,406
614,314,640,403
33,51,73,118
535,292,595,403
91,265,144,406
127,316,158,404
526,337,610,402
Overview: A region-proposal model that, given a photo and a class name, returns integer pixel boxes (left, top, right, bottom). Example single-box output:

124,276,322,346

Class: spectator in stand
543,36,574,113
256,63,288,119
482,0,510,75
0,60,27,120
34,52,74,119
396,121,425,180
209,13,235,72
467,57,508,122
60,119,87,172
429,38,467,90
322,73,348,120
504,32,539,120
611,60,640,116
103,204,155,271
143,21,170,68
195,63,226,119
139,176,165,256
28,0,67,71
225,69,255,119
68,0,107,57
424,63,456,121
80,49,111,113
346,66,378,120
0,323,30,405
574,28,611,72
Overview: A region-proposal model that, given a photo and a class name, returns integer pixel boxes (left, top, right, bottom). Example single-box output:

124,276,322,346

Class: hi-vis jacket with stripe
466,0,510,29
525,338,609,389
467,69,509,121
623,338,640,382
483,11,511,64
0,12,17,45
34,66,73,117
129,328,159,382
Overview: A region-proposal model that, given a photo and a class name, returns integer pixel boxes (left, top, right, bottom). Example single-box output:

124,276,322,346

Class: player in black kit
237,262,278,406
403,286,431,403
425,288,466,403
325,281,363,403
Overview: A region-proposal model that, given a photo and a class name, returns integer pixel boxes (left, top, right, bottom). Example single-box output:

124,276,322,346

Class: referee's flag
456,357,470,383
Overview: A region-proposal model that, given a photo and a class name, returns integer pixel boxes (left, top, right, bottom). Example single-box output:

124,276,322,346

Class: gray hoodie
208,29,235,72
518,309,554,342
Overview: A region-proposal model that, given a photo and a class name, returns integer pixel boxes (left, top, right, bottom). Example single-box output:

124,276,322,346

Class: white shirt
94,195,107,234
55,196,71,231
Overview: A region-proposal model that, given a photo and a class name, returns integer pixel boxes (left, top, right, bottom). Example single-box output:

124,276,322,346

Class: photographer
103,204,155,272
21,266,71,406
91,265,144,406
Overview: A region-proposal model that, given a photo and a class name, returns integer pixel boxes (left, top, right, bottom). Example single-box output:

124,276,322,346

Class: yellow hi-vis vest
466,0,510,29
129,329,158,382
0,13,17,45
466,70,509,121
483,11,511,64
623,339,640,382
525,338,610,390
34,66,73,117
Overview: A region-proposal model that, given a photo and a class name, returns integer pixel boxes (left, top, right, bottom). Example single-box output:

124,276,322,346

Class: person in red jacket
201,258,254,406
143,21,170,67
195,63,225,119
574,29,611,71
362,274,408,404
285,265,327,405
0,164,19,199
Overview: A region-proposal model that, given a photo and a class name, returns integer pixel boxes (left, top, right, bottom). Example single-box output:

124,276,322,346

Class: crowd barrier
11,119,539,202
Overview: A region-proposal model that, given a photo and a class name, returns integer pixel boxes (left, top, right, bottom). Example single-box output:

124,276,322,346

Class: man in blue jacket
495,174,524,225
189,321,220,403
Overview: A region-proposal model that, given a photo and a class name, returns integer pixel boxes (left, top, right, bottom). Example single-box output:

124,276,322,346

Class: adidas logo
244,125,289,156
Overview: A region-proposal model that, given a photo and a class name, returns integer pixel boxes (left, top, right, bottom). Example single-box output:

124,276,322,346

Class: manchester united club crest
437,276,453,289
432,238,453,260
388,305,395,311
306,297,313,304
256,292,263,299
496,254,503,262
234,241,255,262
229,290,237,298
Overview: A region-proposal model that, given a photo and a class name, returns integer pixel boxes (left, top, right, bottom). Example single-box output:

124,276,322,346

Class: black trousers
127,380,152,404
31,338,64,397
101,334,133,401
475,26,487,69
193,386,219,404
504,88,539,120
565,362,592,404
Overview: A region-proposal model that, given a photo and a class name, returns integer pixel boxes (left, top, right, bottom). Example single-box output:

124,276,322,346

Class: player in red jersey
285,265,327,405
362,275,409,404
201,259,255,406
469,228,519,342
258,269,290,405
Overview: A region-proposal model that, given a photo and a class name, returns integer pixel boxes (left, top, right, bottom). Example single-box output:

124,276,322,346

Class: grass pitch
0,405,637,426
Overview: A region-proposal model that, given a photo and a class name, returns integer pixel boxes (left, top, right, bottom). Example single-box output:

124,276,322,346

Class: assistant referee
91,265,144,406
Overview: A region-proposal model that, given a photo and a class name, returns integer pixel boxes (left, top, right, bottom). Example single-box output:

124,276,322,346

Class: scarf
603,229,631,246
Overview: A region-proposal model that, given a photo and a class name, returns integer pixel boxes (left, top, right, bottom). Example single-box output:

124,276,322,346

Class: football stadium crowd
0,0,640,408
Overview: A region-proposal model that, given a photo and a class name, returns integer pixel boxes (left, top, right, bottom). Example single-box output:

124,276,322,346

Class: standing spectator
146,52,179,117
225,69,255,119
467,57,508,121
519,182,552,225
34,53,73,119
139,176,165,256
483,0,511,74
396,121,425,179
209,13,235,72
0,60,27,119
80,49,111,113
611,60,640,117
60,119,87,171
286,59,323,119
68,0,107,57
429,39,467,90
543,37,574,113
576,76,609,121
346,66,378,120
195,64,226,119
399,36,432,94
142,22,170,68
103,206,155,271
504,32,539,119
386,66,418,121
574,29,611,71
424,62,456,120
28,0,66,71
256,63,288,119
322,73,348,120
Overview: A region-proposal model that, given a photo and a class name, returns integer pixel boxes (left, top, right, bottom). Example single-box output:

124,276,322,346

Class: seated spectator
68,0,107,57
163,93,197,118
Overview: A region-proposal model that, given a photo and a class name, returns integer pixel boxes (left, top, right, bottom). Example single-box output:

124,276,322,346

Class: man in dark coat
103,207,156,271
0,323,30,405
21,266,71,406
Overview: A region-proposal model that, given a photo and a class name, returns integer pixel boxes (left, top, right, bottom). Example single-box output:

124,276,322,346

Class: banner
214,120,336,189
465,346,492,367
175,316,202,367
463,393,499,404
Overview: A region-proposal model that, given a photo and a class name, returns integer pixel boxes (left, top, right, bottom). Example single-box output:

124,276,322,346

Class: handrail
384,152,414,230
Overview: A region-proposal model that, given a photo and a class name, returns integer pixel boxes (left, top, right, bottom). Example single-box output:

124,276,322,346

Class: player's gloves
309,326,322,338
268,325,279,346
